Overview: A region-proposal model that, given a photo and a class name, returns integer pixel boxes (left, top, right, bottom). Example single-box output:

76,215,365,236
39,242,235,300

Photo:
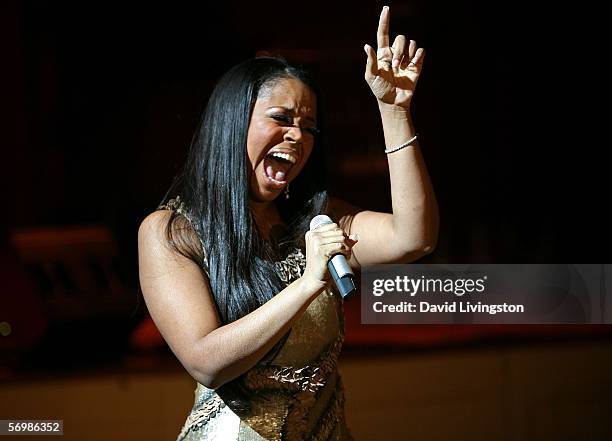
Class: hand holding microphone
303,215,358,299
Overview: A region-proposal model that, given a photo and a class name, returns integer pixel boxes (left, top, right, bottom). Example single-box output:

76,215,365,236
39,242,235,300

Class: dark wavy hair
159,57,328,408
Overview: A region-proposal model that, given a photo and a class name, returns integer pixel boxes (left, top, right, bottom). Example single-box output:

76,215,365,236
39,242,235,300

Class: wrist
297,275,328,297
377,100,412,115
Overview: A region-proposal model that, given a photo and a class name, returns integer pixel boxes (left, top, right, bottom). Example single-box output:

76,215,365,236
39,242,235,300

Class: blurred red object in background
130,313,165,351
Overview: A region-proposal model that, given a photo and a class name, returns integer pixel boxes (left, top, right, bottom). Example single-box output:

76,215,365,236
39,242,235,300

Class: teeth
269,152,297,164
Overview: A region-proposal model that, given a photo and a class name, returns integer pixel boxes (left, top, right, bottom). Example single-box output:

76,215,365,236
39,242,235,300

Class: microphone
309,215,356,300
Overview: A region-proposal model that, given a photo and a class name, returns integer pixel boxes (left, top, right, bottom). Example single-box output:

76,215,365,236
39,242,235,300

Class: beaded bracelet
384,134,418,154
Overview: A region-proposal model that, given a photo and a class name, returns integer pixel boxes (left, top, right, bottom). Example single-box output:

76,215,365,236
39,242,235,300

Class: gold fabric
157,197,354,441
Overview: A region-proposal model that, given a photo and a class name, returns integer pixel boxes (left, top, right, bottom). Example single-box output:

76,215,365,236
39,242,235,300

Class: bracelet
384,134,418,154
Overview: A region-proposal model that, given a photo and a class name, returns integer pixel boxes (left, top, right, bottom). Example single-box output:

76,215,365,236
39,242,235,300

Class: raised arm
333,6,438,267
137,210,354,389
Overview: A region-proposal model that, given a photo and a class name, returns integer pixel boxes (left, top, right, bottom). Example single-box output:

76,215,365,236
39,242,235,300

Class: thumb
364,44,378,81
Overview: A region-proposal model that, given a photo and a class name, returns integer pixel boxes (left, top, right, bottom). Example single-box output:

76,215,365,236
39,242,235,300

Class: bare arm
137,210,353,389
333,6,438,267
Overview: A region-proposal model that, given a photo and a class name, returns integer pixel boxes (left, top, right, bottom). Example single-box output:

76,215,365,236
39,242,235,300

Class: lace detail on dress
177,395,226,439
240,312,345,440
157,195,189,218
243,334,342,394
274,248,305,283
268,366,324,392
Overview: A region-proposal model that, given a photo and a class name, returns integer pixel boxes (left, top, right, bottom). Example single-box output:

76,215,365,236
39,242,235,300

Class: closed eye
270,115,319,136
303,127,320,136
270,114,292,124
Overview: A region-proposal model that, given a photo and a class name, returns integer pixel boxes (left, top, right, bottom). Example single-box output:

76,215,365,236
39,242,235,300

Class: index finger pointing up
377,6,390,49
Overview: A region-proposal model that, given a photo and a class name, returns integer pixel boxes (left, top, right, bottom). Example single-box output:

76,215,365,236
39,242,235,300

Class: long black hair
159,57,329,405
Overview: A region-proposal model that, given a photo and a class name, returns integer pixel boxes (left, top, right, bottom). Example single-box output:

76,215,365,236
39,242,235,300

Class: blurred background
1,0,610,440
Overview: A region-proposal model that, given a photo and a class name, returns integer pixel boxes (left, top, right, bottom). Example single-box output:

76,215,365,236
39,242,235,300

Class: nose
283,125,304,144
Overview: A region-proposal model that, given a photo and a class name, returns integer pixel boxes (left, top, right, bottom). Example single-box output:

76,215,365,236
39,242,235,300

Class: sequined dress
157,197,354,441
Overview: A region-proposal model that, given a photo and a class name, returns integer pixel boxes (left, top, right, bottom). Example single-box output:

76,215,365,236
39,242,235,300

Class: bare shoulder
138,209,172,247
138,208,202,283
138,208,190,242
137,209,221,376
138,209,201,262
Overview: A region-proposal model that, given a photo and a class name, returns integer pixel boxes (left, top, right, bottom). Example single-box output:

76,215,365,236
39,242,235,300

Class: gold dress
158,197,354,441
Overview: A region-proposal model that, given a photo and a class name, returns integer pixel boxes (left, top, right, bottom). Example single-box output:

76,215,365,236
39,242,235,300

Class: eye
269,114,319,136
304,127,320,136
270,114,292,124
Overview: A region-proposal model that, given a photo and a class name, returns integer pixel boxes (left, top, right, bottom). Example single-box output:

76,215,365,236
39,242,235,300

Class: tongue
265,156,293,182
266,165,286,181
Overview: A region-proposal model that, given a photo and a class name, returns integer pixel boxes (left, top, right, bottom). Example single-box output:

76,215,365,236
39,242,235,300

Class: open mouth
262,151,297,186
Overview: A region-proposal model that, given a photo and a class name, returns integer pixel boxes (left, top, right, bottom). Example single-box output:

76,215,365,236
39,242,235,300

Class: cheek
245,127,260,166
246,124,282,167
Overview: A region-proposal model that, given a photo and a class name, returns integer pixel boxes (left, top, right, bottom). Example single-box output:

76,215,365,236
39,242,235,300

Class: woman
138,6,438,440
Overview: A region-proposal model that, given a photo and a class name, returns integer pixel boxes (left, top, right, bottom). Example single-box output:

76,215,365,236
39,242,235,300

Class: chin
250,184,283,203
249,169,289,202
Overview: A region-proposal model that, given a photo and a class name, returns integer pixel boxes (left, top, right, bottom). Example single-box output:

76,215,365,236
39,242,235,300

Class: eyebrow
266,106,316,124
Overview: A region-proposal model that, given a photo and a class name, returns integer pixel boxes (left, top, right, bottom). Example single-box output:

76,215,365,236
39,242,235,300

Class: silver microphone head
310,214,333,231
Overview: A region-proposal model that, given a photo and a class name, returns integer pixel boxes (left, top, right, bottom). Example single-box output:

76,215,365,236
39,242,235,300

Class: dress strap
157,195,209,271
157,195,187,214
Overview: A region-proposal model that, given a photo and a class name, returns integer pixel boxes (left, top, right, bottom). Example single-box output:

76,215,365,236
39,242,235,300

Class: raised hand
364,6,425,109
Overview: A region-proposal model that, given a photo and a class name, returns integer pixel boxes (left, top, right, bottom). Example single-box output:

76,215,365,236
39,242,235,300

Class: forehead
255,78,317,117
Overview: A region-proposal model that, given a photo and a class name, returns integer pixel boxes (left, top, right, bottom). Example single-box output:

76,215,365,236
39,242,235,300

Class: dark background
1,0,608,366
2,2,611,440
2,0,605,264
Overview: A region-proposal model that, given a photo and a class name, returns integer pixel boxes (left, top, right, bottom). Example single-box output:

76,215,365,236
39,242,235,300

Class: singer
138,6,438,440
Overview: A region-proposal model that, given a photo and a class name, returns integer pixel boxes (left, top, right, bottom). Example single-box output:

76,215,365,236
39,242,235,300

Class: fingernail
392,59,400,68
383,6,389,11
